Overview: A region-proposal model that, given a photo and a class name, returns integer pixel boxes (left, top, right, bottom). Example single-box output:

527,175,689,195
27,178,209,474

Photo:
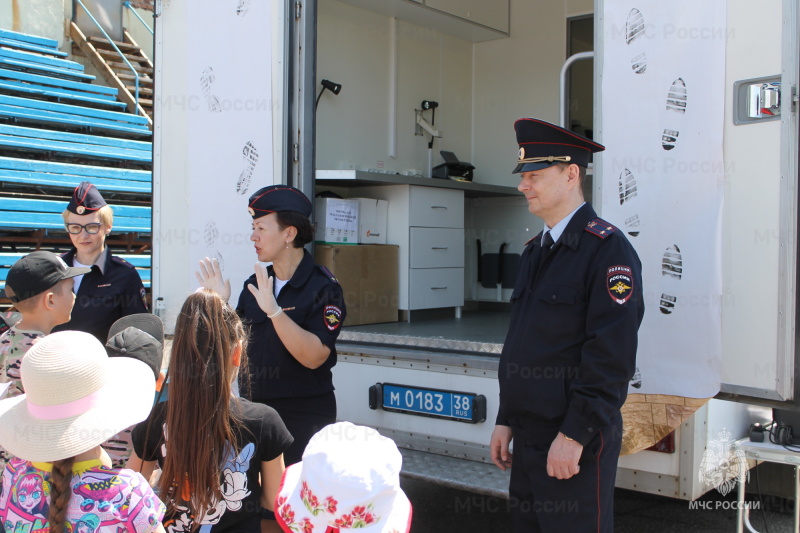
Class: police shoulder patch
319,265,340,285
585,218,618,239
324,305,342,331
607,265,634,304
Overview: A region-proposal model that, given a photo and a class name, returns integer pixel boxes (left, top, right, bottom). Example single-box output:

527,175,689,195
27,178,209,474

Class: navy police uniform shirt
497,203,644,446
52,248,148,342
236,250,346,401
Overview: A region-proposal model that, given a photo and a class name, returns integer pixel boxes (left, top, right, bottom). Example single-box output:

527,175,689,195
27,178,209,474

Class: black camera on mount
749,423,765,442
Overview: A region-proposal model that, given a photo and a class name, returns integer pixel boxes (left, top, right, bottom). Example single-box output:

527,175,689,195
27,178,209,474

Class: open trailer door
596,0,800,406
151,0,297,330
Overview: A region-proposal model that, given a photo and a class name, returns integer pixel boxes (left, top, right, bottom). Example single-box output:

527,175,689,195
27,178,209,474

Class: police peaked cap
513,118,605,173
248,185,312,219
67,181,108,215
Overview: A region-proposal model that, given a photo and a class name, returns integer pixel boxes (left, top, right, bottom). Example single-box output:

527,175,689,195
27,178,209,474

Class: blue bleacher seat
0,252,151,291
0,124,152,163
0,197,151,234
0,48,85,73
0,156,150,194
0,80,126,110
0,29,60,51
0,68,117,97
0,28,153,293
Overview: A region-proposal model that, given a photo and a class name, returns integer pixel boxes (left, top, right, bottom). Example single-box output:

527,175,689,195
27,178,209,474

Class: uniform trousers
508,414,622,533
262,392,336,465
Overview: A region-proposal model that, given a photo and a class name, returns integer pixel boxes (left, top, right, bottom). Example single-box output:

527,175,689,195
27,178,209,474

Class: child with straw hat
0,330,166,532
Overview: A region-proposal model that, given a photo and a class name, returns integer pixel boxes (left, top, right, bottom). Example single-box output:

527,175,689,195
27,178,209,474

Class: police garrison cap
67,181,108,215
247,185,313,219
513,118,605,174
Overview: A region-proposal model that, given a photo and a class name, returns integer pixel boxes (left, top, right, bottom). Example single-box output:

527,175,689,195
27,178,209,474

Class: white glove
195,257,232,302
247,263,282,318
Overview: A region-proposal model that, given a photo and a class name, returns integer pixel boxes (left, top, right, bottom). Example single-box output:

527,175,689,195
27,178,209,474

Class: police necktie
538,231,554,270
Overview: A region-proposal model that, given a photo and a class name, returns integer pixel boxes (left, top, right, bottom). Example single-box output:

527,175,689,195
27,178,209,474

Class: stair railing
123,1,154,36
73,0,141,113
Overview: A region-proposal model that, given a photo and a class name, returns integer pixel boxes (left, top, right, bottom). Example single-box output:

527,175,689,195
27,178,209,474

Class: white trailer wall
153,0,287,331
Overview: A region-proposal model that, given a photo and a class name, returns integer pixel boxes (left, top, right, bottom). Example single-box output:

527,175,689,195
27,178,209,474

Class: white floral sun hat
275,422,412,533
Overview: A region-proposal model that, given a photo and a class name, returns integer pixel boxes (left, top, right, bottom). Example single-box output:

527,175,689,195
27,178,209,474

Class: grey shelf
315,169,520,198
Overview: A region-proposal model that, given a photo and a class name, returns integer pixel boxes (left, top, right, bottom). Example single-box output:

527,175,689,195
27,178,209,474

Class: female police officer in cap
52,182,148,342
197,185,346,465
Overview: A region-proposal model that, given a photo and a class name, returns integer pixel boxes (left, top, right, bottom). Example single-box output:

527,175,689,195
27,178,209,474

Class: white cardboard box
353,198,388,244
314,198,359,244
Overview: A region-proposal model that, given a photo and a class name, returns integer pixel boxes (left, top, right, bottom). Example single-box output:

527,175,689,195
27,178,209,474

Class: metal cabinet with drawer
357,184,465,314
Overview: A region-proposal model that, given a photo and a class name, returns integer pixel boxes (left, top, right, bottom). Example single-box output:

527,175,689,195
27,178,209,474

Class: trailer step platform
399,448,510,499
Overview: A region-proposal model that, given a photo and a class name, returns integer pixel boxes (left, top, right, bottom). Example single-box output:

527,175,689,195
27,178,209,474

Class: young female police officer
53,182,148,342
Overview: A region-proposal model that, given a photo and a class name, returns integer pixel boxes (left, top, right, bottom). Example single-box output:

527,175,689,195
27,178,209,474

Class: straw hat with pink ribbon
0,330,155,462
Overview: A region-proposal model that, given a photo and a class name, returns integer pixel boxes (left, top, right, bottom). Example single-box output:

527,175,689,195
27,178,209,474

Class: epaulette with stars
318,265,340,285
110,256,135,268
584,218,618,239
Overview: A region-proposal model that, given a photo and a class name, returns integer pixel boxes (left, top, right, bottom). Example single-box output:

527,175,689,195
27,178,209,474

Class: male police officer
490,118,644,532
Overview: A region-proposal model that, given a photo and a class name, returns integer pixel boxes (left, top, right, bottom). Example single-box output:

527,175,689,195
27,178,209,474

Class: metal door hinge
296,1,302,19
293,143,299,162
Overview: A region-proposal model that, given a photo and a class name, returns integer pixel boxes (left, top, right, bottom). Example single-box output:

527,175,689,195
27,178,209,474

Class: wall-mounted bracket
415,109,442,137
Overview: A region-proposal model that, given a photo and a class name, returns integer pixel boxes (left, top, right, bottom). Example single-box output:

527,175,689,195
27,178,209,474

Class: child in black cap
52,181,148,342
0,251,90,468
102,313,166,469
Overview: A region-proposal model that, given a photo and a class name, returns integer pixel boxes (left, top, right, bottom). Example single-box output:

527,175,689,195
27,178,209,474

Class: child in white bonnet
275,422,412,533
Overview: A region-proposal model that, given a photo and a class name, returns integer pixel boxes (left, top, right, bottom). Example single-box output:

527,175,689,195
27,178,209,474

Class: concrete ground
402,478,796,532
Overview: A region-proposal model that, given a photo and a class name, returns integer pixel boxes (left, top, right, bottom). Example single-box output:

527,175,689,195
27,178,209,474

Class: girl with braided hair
0,330,165,532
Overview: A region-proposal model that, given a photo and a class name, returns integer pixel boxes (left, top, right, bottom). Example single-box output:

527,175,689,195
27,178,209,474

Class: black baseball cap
67,181,108,215
247,185,312,220
105,326,164,381
107,313,164,345
5,251,90,303
513,118,605,173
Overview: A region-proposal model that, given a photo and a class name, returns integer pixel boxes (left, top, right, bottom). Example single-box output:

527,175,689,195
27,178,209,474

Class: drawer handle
430,205,448,209
431,246,448,250
431,286,448,290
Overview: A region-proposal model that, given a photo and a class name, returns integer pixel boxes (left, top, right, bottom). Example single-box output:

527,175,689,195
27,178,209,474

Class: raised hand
195,257,232,302
247,263,282,317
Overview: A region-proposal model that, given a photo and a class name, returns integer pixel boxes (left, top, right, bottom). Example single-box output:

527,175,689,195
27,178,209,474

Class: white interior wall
317,0,594,184
316,0,472,176
471,0,593,185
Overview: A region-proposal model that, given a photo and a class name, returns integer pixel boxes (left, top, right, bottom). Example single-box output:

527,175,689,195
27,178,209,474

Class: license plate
376,383,486,423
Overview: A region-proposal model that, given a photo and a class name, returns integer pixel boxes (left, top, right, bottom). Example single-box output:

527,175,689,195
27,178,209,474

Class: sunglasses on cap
65,223,103,235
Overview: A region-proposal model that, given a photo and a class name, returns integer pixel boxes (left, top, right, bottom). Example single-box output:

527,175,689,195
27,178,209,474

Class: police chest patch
324,305,342,331
607,265,634,304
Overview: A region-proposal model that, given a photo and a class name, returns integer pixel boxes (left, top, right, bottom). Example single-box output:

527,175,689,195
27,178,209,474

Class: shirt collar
269,249,315,289
545,202,586,244
65,247,109,275
31,459,105,474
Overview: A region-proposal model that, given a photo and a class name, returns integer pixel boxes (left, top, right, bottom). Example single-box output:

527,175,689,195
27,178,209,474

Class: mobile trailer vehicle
148,0,797,502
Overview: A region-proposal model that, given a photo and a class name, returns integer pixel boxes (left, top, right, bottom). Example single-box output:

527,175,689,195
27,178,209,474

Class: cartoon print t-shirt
0,457,165,532
131,398,292,532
